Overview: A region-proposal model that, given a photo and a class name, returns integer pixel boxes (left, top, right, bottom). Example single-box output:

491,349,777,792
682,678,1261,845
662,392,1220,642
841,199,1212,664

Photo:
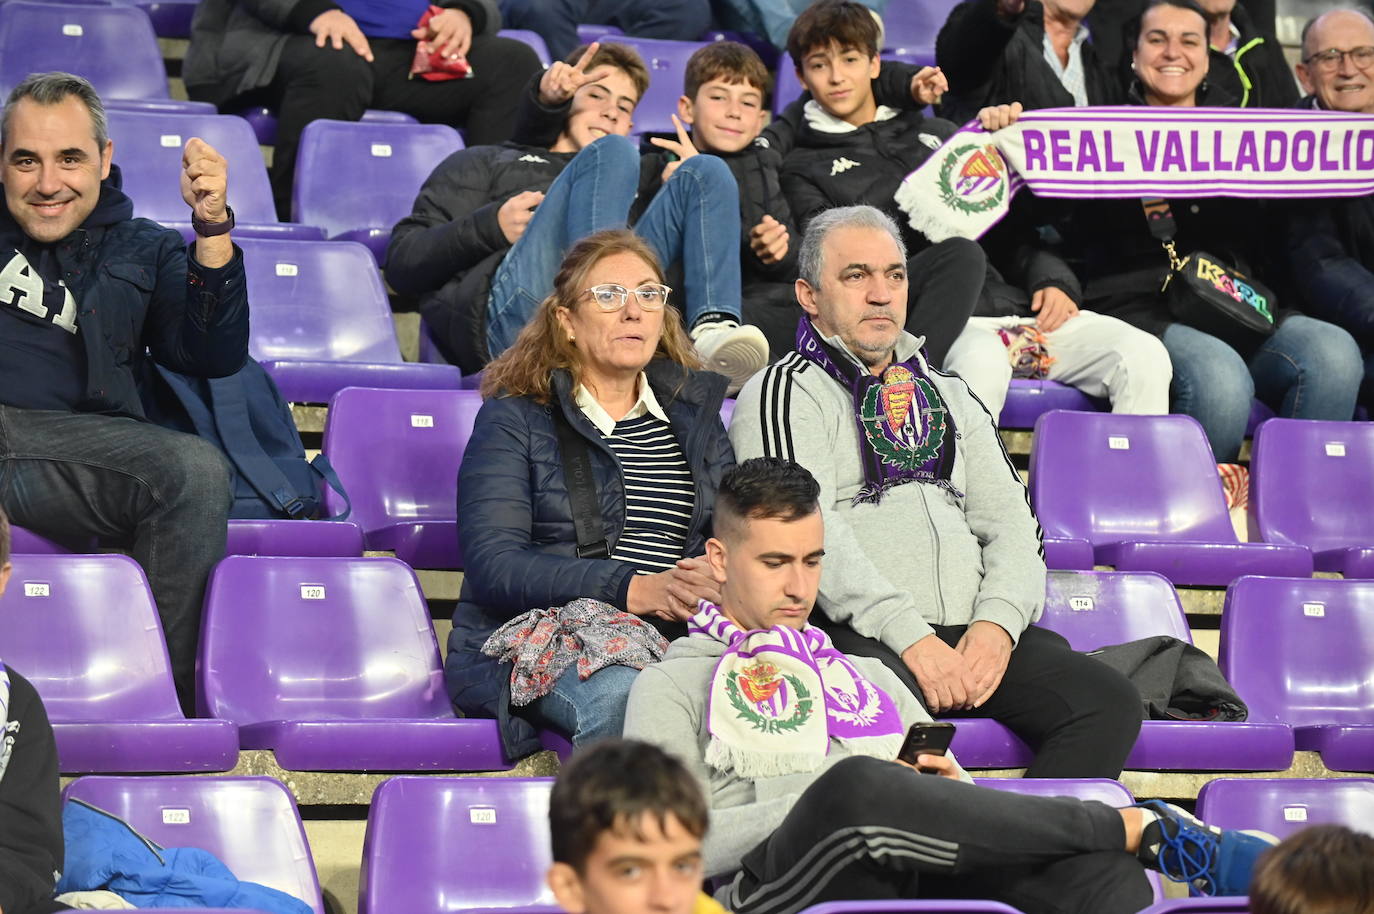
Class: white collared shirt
1042,25,1091,107
574,372,670,436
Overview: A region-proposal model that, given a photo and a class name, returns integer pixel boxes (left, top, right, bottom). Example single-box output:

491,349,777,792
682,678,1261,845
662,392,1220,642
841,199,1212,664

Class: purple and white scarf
0,660,12,784
896,107,1374,243
691,603,903,778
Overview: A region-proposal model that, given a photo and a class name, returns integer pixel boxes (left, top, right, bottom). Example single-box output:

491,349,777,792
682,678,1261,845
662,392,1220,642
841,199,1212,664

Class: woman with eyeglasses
444,229,735,756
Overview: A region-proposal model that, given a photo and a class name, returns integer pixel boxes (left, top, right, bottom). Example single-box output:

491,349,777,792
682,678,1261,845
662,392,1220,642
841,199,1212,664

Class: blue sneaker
1135,799,1279,896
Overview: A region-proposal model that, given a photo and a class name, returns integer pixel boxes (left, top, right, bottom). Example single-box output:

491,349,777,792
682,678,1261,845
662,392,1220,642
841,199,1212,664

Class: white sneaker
692,320,768,394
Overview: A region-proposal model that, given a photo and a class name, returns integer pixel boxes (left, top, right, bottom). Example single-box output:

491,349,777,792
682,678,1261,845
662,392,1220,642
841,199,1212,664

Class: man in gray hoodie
623,456,1275,914
727,205,1140,779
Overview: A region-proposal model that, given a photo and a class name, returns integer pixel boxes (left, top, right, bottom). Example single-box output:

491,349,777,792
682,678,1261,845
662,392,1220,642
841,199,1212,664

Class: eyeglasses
1303,46,1374,71
583,283,671,311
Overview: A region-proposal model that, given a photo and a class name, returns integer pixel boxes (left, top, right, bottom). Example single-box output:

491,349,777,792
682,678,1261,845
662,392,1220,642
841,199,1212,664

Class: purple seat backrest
1030,411,1237,545
801,901,1027,914
1196,777,1374,840
1219,576,1374,726
9,526,79,554
1249,418,1374,552
105,110,277,224
234,238,400,364
1134,902,1250,913
359,777,555,914
499,28,552,66
321,387,483,533
609,37,711,135
291,119,464,239
0,554,183,721
199,555,452,723
774,54,804,115
63,776,325,914
1038,570,1192,651
879,0,961,53
0,1,167,99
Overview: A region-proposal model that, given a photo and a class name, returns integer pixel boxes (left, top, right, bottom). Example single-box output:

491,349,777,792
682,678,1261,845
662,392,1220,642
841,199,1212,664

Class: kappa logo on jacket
830,156,861,176
518,154,550,163
918,133,943,150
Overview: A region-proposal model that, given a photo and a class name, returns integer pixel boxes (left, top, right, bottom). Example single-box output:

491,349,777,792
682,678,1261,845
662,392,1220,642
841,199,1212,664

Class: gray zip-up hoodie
623,631,968,878
729,328,1045,656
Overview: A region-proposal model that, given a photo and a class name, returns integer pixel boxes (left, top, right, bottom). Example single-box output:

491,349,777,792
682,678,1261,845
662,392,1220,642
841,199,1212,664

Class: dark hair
1128,0,1211,46
1250,825,1374,914
567,42,651,105
549,739,709,873
714,458,821,538
684,41,771,100
786,0,881,69
0,503,9,566
1,71,108,151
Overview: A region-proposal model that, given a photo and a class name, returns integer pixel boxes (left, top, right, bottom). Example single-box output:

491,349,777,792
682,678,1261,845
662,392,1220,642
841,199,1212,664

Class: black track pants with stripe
724,756,1154,914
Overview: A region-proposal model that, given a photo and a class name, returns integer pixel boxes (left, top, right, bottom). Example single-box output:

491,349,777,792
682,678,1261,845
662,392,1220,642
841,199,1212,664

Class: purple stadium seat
577,23,623,42
1134,902,1249,914
774,54,804,115
975,777,1163,902
199,555,510,770
133,0,196,37
1245,398,1275,436
224,519,366,557
1042,535,1094,570
1029,411,1312,586
0,554,238,773
880,0,960,58
105,110,322,241
1195,777,1374,840
948,570,1296,770
800,903,1027,914
359,777,556,914
63,775,325,914
292,119,465,264
610,36,711,135
322,387,484,568
1220,576,1374,772
999,379,1104,430
8,525,90,553
703,29,779,69
1249,418,1374,577
234,105,419,147
500,28,553,66
0,1,166,100
104,97,219,114
236,237,461,402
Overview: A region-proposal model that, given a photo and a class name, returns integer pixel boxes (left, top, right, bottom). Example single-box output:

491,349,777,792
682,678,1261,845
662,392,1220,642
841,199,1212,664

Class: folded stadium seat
607,36,711,135
1220,576,1374,772
878,0,959,66
199,555,511,770
799,902,1027,914
1133,902,1249,914
322,387,483,569
998,379,1104,430
236,237,461,402
1029,410,1313,586
0,1,166,100
224,519,366,557
133,0,197,38
63,775,325,914
292,119,466,264
975,777,1163,902
8,525,92,554
577,23,623,41
1249,418,1374,578
499,28,553,66
104,110,325,242
104,97,219,114
359,777,558,914
235,105,419,148
0,554,238,773
1041,535,1094,570
943,570,1294,771
1195,777,1374,839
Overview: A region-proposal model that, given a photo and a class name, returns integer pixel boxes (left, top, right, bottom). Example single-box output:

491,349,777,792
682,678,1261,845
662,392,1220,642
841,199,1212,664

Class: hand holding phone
896,721,957,773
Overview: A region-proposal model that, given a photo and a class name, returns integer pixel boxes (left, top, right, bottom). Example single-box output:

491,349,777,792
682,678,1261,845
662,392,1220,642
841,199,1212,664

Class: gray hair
797,205,908,289
2,72,109,151
1300,7,1374,58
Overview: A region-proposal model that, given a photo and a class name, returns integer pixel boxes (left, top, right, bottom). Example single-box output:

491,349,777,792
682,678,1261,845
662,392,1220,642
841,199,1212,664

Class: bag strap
551,405,610,560
309,453,352,522
1140,198,1184,271
206,375,315,519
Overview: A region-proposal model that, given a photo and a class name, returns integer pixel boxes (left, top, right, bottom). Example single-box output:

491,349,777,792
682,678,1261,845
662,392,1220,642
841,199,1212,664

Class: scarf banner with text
896,107,1374,243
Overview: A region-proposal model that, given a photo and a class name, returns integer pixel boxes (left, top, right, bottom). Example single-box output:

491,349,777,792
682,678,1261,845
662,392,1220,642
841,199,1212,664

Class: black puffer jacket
780,106,960,256
444,360,733,756
0,668,64,914
936,0,1124,123
1203,3,1297,110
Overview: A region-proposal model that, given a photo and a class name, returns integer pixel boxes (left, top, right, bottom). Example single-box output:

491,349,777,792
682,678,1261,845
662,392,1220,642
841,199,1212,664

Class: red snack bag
410,5,473,81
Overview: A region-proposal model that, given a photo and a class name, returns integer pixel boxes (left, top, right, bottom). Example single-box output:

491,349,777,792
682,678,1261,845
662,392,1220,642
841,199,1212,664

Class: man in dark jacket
0,72,248,710
1288,7,1374,405
1196,0,1296,108
183,0,543,218
0,512,66,914
778,0,984,368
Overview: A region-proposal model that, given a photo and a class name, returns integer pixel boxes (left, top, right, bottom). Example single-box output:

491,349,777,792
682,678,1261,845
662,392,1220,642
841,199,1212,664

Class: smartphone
896,721,957,772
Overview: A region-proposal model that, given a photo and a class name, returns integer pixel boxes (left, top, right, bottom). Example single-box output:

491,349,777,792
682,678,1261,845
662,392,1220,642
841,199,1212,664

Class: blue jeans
712,0,886,48
525,662,641,746
1162,316,1362,461
0,405,232,710
499,0,711,61
486,134,742,357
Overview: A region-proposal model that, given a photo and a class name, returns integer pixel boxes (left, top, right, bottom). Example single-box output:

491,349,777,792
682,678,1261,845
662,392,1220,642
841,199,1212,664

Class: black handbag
1141,198,1277,350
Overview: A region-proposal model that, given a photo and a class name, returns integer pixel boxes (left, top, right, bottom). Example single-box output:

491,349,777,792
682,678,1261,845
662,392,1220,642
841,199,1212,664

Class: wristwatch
192,205,235,237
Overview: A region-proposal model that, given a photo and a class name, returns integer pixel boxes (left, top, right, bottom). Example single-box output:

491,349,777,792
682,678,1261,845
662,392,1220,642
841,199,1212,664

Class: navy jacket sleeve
386,147,508,295
1289,204,1374,340
144,232,249,378
0,671,63,914
457,397,639,615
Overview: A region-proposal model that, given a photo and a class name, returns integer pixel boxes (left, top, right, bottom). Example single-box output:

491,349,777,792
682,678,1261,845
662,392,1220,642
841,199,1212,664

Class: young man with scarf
728,205,1143,780
623,456,1276,914
0,72,247,712
0,509,66,914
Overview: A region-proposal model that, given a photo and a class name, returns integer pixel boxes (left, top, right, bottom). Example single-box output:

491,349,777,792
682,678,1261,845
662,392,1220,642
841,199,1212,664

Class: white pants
945,312,1172,421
